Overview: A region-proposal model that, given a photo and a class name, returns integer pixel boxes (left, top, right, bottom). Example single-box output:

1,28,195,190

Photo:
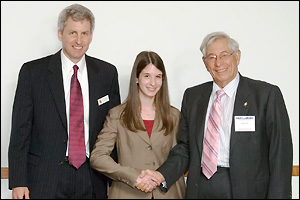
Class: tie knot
73,65,79,72
216,90,225,99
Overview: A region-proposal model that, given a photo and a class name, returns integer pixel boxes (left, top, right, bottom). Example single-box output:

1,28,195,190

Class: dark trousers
55,157,95,199
198,167,233,199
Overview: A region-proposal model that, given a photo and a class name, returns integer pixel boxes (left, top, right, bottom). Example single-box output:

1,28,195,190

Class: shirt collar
212,73,240,98
61,50,86,75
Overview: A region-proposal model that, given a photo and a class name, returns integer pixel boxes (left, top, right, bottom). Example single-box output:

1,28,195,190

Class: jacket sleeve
8,64,33,189
157,90,190,191
266,86,293,199
90,109,140,188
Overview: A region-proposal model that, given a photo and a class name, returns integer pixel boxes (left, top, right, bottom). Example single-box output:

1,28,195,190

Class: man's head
200,32,241,88
57,4,95,63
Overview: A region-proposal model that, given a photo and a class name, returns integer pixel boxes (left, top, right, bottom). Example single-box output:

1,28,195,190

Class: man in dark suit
8,4,120,199
136,31,293,199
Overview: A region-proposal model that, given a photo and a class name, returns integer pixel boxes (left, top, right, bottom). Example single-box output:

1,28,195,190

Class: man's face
58,17,93,63
202,38,241,88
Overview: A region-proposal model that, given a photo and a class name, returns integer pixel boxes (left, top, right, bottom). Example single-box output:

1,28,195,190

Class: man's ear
58,30,63,42
236,50,241,65
202,57,209,72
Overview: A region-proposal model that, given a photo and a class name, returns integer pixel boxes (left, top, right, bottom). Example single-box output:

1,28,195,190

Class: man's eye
221,53,228,57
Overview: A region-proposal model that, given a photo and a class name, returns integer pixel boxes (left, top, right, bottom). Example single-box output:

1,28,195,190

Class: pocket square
97,95,109,106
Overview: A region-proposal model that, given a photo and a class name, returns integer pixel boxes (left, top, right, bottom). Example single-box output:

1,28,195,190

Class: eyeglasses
205,51,234,63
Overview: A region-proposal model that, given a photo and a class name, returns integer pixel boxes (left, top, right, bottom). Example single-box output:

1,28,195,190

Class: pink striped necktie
68,65,86,169
202,90,225,179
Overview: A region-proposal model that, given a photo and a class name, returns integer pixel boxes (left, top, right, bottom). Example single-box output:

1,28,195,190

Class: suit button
195,183,198,188
147,146,152,150
58,161,64,165
63,139,67,143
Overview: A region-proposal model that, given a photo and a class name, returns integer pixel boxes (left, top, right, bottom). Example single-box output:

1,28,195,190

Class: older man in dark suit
8,4,120,199
136,31,293,199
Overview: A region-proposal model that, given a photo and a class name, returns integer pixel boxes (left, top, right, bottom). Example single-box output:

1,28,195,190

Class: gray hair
58,4,95,33
200,31,239,56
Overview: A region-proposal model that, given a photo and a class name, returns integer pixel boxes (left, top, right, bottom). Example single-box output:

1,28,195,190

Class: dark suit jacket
158,73,293,199
8,50,121,198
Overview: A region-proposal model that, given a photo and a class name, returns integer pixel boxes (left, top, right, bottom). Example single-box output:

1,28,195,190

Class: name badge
235,116,255,132
97,95,109,106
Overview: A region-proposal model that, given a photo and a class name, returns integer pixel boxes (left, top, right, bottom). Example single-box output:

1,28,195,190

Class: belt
200,166,230,173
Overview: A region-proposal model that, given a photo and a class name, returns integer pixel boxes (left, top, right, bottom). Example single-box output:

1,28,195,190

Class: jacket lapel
149,119,165,144
195,83,213,156
230,74,251,151
47,50,67,132
86,56,100,149
136,118,152,145
133,117,164,146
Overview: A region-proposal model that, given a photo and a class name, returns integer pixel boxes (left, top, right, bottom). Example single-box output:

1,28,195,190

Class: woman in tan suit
90,51,186,199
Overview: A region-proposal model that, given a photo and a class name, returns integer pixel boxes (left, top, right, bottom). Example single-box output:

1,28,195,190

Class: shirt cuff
159,180,168,193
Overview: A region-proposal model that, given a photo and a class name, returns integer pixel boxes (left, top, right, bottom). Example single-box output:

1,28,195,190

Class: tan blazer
90,104,186,199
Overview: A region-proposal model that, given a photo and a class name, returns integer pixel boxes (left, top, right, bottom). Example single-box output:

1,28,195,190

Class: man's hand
12,187,30,199
135,169,165,193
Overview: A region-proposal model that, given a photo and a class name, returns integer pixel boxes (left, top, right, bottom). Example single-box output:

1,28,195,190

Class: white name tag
235,116,255,132
97,95,109,106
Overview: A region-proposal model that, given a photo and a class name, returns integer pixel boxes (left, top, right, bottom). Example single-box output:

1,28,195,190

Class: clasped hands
135,169,165,193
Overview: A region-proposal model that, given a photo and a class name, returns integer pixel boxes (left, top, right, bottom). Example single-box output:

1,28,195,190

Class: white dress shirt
61,51,90,158
202,73,240,167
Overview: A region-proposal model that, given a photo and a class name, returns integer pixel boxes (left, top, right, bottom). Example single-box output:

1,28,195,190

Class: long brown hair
120,51,175,135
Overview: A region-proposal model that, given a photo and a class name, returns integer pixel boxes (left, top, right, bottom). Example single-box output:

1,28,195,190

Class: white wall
1,1,299,198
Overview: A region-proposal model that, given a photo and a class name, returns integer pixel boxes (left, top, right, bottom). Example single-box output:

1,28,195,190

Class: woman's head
122,51,174,135
129,51,168,103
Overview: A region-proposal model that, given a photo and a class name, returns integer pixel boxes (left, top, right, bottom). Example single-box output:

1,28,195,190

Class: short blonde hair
58,4,95,33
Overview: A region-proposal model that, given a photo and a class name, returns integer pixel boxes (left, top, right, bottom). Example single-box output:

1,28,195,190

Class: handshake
134,169,165,193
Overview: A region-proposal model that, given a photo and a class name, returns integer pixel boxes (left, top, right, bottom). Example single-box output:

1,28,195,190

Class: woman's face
137,63,163,100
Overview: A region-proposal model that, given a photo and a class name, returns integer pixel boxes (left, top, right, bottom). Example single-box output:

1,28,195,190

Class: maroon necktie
68,65,86,169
